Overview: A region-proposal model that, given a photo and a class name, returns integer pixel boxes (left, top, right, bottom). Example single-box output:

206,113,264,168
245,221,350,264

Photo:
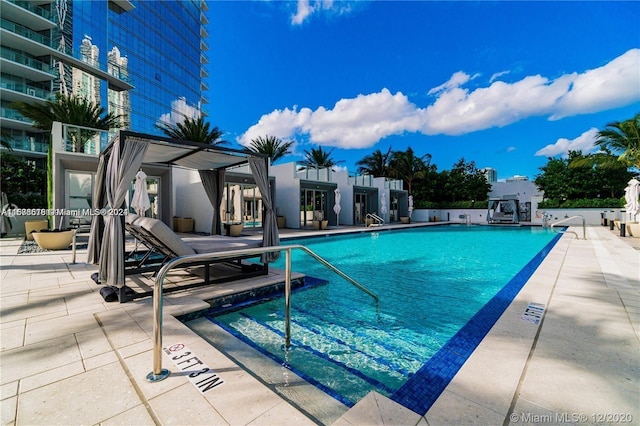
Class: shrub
538,198,623,209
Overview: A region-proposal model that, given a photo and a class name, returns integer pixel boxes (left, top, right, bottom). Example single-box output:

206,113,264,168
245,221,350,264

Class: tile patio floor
1,224,638,425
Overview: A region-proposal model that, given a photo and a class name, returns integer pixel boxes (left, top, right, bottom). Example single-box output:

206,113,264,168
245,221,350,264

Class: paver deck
1,225,638,425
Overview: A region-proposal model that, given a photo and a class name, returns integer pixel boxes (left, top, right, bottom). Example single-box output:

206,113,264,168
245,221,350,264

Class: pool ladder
550,215,586,240
365,213,385,227
146,244,379,383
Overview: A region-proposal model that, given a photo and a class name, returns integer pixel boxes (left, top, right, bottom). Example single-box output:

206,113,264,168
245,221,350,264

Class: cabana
87,131,279,301
487,197,520,224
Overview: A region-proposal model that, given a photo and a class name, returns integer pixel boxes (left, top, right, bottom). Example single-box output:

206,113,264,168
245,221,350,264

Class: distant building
482,167,498,183
1,0,208,167
506,175,529,182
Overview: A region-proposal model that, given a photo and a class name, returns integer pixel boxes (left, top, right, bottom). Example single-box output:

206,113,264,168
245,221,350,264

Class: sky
204,1,640,181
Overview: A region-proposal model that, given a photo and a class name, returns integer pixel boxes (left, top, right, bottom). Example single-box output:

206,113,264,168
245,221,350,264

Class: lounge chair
115,214,268,302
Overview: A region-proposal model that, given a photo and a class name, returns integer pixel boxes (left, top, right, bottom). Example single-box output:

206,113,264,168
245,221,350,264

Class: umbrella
625,178,639,221
131,170,150,216
1,192,12,235
408,195,414,219
333,188,341,226
380,192,387,217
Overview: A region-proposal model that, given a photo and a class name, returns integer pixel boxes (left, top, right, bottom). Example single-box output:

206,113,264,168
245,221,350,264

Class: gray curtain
199,169,225,235
98,136,149,286
248,156,280,262
87,150,108,264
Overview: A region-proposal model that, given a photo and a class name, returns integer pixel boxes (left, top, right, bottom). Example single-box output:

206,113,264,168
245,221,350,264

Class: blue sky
204,1,640,181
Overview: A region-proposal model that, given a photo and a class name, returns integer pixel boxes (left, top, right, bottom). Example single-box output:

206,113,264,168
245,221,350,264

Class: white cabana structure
487,197,520,224
87,131,278,293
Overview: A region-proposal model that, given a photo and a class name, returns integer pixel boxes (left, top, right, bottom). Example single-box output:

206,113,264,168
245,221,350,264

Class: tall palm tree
156,116,227,145
248,135,294,164
11,94,125,152
570,113,640,170
389,147,431,195
356,147,392,177
301,146,344,169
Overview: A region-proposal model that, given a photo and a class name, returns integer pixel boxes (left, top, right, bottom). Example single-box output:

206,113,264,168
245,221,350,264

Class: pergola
86,131,279,287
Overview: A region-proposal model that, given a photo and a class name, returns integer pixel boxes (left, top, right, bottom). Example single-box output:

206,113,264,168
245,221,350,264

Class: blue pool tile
391,232,563,415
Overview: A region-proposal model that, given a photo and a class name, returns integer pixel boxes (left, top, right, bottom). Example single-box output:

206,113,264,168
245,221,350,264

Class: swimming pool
186,225,561,418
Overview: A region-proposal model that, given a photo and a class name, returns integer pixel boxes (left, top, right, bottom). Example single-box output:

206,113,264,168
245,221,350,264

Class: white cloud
427,71,479,96
534,127,600,158
551,49,640,119
290,0,352,25
291,0,314,25
158,97,200,125
490,70,510,83
239,49,640,149
239,89,422,148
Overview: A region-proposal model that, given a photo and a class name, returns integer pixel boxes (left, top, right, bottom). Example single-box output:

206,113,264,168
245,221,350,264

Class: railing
365,213,384,227
550,215,586,240
459,213,471,225
146,244,379,382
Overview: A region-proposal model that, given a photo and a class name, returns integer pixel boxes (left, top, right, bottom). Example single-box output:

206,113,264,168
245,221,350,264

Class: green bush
538,198,623,209
416,200,489,209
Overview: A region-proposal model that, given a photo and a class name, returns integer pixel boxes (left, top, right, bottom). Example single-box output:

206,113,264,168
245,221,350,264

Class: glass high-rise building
1,0,208,165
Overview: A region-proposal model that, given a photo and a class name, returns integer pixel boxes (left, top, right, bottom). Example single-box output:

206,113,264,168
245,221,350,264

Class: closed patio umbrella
131,170,150,216
380,192,387,218
333,188,341,226
408,195,414,219
625,178,639,221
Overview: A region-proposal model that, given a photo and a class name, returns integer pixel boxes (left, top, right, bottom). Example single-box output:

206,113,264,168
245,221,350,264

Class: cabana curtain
98,136,149,286
199,169,225,235
248,156,280,262
87,151,108,264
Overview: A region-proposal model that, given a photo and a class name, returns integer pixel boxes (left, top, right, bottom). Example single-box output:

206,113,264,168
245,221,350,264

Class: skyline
205,1,640,181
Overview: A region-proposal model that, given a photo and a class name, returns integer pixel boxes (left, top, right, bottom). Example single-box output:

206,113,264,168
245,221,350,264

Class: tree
247,135,294,164
11,94,125,153
535,150,631,204
0,151,47,208
301,146,344,169
155,116,227,146
570,112,640,170
389,147,430,195
445,158,491,203
355,147,392,177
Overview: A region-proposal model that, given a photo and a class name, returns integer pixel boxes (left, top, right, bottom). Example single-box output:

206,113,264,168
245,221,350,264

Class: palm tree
248,135,294,164
301,146,344,169
356,147,392,177
156,116,227,145
389,147,431,195
570,113,640,170
11,94,125,153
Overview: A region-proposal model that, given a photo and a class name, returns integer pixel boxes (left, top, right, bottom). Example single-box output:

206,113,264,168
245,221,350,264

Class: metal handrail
147,244,379,382
365,213,384,227
550,215,586,240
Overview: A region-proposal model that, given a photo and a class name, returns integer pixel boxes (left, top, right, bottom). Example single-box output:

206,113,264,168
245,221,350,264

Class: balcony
295,164,333,183
1,18,52,46
57,124,112,156
349,174,374,187
2,0,56,31
0,79,51,105
2,134,49,154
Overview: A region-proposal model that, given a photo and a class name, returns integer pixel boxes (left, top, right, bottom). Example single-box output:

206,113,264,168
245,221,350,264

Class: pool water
193,225,560,413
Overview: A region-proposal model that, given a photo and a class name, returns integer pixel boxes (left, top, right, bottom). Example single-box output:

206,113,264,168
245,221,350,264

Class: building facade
1,0,208,166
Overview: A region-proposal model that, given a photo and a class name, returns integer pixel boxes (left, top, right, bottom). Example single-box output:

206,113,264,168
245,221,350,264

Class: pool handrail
550,215,586,240
146,244,379,383
365,213,384,227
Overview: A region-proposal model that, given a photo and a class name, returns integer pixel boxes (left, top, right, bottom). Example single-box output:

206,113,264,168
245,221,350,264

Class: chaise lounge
116,214,268,301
